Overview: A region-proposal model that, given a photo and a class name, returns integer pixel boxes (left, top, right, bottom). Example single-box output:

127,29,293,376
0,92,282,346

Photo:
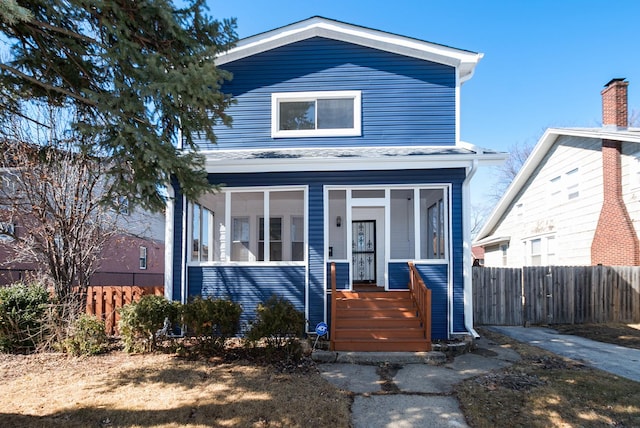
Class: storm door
352,220,376,284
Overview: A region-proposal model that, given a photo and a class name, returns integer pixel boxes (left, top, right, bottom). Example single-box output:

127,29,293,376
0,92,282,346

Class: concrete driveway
488,326,640,382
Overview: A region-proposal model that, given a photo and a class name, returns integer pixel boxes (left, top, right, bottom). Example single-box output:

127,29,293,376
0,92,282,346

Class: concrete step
332,338,432,352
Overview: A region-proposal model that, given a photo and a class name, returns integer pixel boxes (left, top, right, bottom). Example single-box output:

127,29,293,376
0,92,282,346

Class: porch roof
201,144,507,173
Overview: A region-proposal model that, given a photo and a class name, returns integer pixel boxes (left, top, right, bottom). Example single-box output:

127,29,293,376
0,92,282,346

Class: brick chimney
602,78,628,128
591,78,639,265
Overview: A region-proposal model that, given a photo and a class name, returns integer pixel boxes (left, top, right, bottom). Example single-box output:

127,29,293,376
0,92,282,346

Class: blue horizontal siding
415,264,449,340
189,266,305,332
388,263,410,290
200,37,455,150
326,262,350,290
450,181,465,333
307,183,324,329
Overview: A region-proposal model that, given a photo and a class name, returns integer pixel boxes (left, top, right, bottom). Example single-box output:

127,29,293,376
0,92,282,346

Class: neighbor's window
272,91,361,137
565,168,580,200
530,238,542,266
139,246,147,270
500,244,509,266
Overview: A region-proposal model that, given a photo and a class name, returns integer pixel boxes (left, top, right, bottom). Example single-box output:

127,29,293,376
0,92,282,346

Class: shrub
182,297,242,352
118,295,180,353
0,282,50,353
59,314,108,356
247,295,306,359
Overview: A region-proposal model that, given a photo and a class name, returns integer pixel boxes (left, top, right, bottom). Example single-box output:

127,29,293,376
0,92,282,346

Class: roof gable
475,127,640,243
216,16,483,82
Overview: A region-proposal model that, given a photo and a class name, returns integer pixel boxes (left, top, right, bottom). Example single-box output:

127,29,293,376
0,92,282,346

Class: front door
352,220,376,284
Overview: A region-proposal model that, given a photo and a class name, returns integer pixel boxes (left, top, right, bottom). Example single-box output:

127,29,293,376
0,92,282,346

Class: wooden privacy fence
473,266,640,326
85,286,164,335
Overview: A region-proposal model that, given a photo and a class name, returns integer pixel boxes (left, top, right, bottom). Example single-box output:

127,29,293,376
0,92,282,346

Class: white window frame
565,168,580,200
523,234,556,266
271,91,362,138
139,246,148,270
188,186,307,266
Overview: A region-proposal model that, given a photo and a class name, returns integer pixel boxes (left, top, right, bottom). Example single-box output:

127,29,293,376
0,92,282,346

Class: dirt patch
0,351,351,428
456,328,640,428
376,362,402,393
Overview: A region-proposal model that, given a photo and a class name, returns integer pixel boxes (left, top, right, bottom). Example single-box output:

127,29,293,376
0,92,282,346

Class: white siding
622,143,640,240
484,135,604,267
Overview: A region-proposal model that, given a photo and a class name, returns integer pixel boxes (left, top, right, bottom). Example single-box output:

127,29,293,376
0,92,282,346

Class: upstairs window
565,168,580,200
272,91,361,138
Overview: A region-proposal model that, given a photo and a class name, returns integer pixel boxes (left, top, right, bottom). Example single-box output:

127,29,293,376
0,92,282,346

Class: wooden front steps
331,291,431,352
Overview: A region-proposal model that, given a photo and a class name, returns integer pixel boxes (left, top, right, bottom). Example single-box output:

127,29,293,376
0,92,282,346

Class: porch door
352,220,376,284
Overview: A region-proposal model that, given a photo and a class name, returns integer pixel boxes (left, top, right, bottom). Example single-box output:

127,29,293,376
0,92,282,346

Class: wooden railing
408,262,432,345
330,262,337,351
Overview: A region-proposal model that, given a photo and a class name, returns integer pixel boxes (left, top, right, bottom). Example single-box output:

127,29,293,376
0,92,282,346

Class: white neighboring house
475,79,640,267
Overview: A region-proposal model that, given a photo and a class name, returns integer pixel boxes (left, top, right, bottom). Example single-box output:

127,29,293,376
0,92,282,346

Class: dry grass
456,327,640,428
0,351,351,428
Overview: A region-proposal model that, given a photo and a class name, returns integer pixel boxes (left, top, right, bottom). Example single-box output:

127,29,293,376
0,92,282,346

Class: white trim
446,185,455,337
303,187,310,332
164,186,175,301
384,189,391,290
271,91,362,138
346,189,353,290
215,17,483,82
461,160,479,337
203,150,506,174
413,188,421,260
180,195,188,305
455,72,460,144
186,261,306,267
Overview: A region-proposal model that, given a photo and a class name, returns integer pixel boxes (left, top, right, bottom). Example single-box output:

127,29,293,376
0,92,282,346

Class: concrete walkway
488,326,640,383
314,338,520,428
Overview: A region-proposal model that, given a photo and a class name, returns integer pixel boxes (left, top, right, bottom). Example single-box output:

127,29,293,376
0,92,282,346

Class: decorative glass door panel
352,220,376,283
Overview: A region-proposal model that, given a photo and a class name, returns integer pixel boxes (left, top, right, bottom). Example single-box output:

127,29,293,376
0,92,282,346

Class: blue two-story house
165,17,505,351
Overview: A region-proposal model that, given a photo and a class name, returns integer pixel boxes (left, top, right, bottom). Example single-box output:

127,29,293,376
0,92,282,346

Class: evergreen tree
0,0,237,211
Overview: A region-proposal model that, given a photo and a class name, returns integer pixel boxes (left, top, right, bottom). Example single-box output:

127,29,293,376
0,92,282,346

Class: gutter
462,159,480,338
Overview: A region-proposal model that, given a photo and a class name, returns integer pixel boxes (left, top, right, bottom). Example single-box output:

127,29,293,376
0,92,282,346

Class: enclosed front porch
170,170,466,346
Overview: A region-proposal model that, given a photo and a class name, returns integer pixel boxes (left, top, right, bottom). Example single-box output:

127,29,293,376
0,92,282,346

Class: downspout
462,158,480,338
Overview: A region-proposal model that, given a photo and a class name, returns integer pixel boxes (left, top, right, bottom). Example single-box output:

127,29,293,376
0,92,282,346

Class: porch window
231,217,250,261
189,187,305,264
291,216,304,261
191,203,213,262
272,91,361,138
390,189,415,259
258,217,283,261
420,189,446,260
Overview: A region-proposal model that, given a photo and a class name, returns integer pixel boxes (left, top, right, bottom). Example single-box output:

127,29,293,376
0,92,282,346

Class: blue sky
206,0,640,206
